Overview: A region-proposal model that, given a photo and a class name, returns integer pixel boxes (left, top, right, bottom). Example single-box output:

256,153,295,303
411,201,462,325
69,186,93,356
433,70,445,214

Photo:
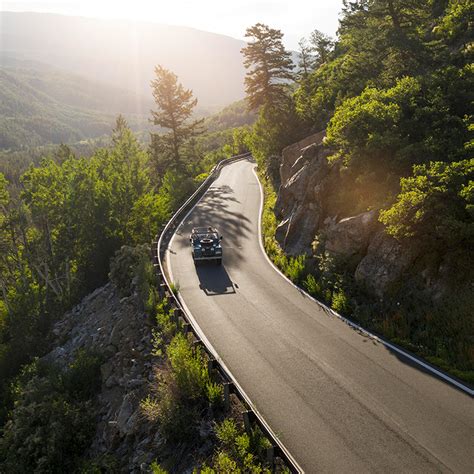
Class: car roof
192,227,218,234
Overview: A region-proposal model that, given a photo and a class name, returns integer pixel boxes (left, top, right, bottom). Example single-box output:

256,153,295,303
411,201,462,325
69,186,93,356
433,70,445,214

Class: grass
257,168,474,385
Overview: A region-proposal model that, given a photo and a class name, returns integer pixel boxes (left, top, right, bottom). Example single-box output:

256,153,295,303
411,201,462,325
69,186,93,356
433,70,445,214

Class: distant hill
1,11,247,108
0,63,151,149
203,100,256,132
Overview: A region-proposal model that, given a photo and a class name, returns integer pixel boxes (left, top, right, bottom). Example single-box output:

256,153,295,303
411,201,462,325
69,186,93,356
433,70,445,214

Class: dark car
190,227,223,265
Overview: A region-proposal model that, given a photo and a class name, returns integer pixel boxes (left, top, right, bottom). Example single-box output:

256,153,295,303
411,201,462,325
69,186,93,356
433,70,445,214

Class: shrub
143,331,223,442
202,419,272,473
109,244,151,298
169,281,180,296
62,349,102,401
285,255,306,283
150,461,168,474
0,352,101,474
303,274,322,297
331,288,350,314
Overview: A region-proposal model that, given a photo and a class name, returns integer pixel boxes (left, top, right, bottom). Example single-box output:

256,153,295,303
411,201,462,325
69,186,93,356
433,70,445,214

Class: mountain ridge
1,11,247,108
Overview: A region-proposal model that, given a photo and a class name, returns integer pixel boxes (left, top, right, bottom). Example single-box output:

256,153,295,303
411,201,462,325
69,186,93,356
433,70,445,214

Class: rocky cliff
274,133,460,300
44,282,159,471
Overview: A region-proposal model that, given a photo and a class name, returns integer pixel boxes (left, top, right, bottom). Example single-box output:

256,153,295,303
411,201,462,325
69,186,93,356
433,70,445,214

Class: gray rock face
274,132,426,299
355,232,419,297
44,282,158,472
324,210,379,258
275,141,332,255
280,130,326,184
274,132,467,304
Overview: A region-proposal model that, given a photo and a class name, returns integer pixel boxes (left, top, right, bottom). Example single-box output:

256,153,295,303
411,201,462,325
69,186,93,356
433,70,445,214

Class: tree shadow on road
174,182,252,260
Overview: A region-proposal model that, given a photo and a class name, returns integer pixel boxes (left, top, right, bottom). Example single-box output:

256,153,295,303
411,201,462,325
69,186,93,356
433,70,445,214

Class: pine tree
297,37,314,79
150,66,203,172
241,23,294,111
309,29,334,68
112,114,130,145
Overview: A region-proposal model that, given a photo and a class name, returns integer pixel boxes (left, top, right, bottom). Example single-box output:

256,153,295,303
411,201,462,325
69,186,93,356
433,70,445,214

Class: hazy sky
2,0,344,48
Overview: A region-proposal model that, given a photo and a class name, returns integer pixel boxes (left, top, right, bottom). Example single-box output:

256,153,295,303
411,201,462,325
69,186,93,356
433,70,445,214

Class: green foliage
78,455,120,473
0,66,150,150
169,281,180,296
250,3,473,383
203,100,256,132
143,329,223,442
303,274,322,297
241,23,294,112
167,333,214,401
202,419,272,473
150,461,169,474
331,288,350,314
0,119,190,429
150,66,204,172
62,349,103,401
0,351,101,473
380,159,474,248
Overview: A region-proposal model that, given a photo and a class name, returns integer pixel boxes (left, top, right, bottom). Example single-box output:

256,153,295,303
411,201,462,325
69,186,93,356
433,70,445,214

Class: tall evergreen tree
297,38,314,79
150,66,203,173
241,23,294,111
309,29,334,68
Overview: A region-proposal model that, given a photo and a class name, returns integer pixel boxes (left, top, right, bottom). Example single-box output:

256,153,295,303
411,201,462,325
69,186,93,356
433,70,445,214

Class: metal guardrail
153,152,302,473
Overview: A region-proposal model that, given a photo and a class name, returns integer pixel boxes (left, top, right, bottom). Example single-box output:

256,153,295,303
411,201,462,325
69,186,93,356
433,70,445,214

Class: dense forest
238,0,473,380
0,57,252,466
0,62,153,149
0,0,472,469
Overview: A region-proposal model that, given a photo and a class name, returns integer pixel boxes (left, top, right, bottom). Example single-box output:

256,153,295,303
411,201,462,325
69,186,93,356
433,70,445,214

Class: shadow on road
297,291,472,394
174,183,252,256
195,262,236,296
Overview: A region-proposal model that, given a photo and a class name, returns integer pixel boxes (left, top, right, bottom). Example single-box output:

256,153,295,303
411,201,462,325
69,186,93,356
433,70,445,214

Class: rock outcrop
45,282,158,471
323,210,379,259
275,140,333,255
274,133,426,298
354,232,419,297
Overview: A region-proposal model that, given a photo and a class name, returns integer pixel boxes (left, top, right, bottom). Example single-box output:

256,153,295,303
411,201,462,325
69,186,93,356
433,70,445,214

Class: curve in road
167,159,474,473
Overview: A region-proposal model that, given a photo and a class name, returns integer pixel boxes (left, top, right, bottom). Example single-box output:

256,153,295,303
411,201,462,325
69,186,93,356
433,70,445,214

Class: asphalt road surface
167,159,473,473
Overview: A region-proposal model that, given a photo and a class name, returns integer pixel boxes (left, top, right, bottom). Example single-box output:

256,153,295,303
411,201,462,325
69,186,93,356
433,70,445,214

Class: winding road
167,159,473,473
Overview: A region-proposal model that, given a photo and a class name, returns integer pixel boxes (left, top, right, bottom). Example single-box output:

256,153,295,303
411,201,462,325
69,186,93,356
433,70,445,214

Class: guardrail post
182,322,190,334
266,446,275,469
207,357,216,373
242,410,253,433
224,382,233,410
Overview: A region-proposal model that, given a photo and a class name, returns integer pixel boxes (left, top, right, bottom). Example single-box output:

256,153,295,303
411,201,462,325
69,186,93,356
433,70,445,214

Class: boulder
280,130,326,183
324,210,379,258
275,140,332,255
355,231,419,297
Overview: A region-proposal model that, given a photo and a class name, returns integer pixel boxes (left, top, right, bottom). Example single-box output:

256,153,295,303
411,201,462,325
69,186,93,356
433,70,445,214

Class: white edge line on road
251,166,474,398
165,159,305,473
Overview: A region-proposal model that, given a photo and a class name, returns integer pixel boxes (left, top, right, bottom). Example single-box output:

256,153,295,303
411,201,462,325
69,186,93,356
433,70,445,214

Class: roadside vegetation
118,247,282,472
0,58,254,468
239,2,473,382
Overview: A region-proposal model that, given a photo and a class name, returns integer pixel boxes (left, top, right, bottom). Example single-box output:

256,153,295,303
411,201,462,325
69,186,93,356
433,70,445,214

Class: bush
62,349,102,401
167,333,218,403
380,159,474,249
285,255,306,283
0,351,101,473
109,244,150,297
201,419,272,473
142,330,223,442
331,288,350,314
303,274,322,297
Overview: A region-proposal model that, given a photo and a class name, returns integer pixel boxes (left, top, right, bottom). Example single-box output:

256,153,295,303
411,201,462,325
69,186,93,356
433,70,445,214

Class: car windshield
192,227,218,240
